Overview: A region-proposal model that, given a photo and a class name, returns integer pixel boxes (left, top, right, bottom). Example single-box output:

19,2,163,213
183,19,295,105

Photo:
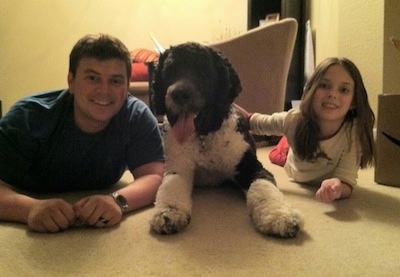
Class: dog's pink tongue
172,113,196,144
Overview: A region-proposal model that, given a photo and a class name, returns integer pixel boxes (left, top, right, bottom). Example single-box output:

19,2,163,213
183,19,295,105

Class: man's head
69,33,132,81
67,34,132,133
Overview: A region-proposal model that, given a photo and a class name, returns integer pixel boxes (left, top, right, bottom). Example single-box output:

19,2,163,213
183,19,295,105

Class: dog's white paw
247,180,304,238
250,203,304,238
150,205,191,235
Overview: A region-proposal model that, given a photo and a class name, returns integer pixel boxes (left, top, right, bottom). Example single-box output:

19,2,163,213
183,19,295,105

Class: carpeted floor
1,147,399,276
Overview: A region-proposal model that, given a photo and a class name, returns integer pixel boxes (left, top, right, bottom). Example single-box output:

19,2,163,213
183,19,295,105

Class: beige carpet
1,147,400,276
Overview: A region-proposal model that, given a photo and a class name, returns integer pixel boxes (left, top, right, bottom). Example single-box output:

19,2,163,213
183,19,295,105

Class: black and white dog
150,42,303,238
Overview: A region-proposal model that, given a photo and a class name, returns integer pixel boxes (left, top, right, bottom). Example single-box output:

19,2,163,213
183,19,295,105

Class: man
0,34,164,233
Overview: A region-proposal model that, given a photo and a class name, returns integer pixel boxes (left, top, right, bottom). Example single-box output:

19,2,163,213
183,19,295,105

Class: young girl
240,57,375,202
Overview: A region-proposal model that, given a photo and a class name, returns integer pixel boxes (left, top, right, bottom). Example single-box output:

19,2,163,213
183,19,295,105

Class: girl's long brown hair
294,57,375,168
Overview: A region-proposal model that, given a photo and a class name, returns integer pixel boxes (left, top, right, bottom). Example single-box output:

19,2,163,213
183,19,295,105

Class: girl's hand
233,104,252,121
315,178,345,202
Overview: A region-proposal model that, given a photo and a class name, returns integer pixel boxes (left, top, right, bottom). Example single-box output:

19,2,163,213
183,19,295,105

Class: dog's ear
209,47,242,104
192,47,243,135
151,49,170,115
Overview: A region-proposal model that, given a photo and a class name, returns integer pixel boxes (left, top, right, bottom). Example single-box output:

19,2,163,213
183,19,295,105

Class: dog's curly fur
150,42,304,238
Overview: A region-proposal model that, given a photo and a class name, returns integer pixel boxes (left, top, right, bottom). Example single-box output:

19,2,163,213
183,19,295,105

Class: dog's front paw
247,181,304,238
150,205,191,235
251,204,304,238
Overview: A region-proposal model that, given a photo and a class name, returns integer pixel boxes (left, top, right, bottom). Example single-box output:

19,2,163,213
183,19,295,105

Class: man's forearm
0,181,38,223
115,174,163,212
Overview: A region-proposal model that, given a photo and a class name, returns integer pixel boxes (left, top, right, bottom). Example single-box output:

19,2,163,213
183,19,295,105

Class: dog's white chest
163,116,249,186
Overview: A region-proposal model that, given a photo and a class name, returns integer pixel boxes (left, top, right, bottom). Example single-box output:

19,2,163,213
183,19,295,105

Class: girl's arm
234,104,291,137
317,124,360,202
248,111,288,136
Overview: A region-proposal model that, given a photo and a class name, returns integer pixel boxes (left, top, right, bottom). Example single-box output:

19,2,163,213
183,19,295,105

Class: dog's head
151,42,242,143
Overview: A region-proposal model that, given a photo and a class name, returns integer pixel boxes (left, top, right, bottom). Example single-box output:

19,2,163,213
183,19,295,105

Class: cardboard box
391,37,400,51
374,94,400,186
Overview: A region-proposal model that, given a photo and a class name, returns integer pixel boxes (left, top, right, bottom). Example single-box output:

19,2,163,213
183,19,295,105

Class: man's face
68,57,129,133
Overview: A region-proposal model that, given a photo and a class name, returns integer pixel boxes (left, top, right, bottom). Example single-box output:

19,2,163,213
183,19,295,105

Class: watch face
112,193,128,213
116,195,128,207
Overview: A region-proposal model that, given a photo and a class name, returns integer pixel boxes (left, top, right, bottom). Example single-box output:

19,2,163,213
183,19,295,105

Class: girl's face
312,64,355,127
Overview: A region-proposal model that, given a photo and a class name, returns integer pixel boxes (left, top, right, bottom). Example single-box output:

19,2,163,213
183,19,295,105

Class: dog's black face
152,42,242,142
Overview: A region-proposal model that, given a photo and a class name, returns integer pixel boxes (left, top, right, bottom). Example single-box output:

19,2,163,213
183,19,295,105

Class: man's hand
74,195,122,228
27,199,76,233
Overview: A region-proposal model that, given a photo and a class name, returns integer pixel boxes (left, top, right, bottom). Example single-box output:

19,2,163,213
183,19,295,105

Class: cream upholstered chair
208,18,298,114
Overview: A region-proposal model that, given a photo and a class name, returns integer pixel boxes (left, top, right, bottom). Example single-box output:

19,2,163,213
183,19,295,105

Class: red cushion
131,63,148,82
130,49,159,63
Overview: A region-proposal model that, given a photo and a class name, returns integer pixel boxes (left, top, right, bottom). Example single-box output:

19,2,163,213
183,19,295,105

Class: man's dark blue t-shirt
0,89,164,192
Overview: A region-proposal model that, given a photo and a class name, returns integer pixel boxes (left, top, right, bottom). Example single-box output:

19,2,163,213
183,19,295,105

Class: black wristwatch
110,192,128,214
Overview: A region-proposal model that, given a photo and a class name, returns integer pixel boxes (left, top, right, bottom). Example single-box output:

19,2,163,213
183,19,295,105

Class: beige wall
311,0,400,120
1,0,399,117
310,0,339,60
383,0,400,95
0,0,247,114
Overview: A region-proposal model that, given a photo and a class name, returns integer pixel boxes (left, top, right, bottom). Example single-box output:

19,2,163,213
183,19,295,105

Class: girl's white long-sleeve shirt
249,109,361,187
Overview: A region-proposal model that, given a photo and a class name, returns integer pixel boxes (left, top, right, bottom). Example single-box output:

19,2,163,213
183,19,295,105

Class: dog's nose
171,88,191,105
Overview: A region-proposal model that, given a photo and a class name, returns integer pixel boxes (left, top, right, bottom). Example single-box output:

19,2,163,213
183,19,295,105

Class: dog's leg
150,172,193,234
246,179,304,238
235,150,303,238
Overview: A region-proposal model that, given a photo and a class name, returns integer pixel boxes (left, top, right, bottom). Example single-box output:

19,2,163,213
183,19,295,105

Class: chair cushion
130,49,159,82
131,48,159,63
131,63,148,82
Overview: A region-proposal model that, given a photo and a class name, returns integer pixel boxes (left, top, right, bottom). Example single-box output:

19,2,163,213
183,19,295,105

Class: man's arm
0,180,76,232
114,161,165,211
0,160,164,232
0,180,38,223
74,161,164,227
